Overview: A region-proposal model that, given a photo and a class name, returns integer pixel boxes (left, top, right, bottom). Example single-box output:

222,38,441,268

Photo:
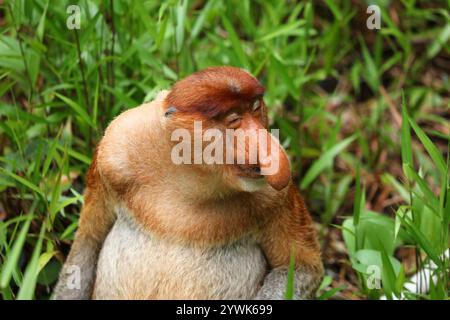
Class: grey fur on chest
93,211,267,299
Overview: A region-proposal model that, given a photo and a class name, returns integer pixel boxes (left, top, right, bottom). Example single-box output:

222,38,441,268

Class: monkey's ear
164,106,178,117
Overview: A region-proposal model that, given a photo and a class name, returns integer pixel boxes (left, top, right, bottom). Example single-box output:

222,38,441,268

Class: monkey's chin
236,176,267,192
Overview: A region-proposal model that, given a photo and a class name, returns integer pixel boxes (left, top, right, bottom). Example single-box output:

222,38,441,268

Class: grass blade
55,92,95,129
221,16,250,69
300,135,356,189
401,92,413,167
0,211,34,289
0,168,44,197
353,165,362,226
284,246,296,300
17,223,45,300
409,117,447,175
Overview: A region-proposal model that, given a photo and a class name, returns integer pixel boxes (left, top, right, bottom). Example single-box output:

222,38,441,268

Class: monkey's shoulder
94,98,167,189
102,90,168,141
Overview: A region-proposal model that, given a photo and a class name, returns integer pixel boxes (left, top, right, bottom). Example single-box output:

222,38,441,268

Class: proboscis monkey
53,66,323,300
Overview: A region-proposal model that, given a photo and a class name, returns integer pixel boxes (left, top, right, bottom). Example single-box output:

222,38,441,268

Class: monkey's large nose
235,115,291,191
257,129,291,191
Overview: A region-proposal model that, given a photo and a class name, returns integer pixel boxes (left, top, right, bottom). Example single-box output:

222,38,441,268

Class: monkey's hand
254,267,320,300
53,154,115,300
52,234,100,300
254,267,322,300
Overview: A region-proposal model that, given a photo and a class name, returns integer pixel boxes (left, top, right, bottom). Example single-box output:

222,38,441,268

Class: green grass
0,0,449,300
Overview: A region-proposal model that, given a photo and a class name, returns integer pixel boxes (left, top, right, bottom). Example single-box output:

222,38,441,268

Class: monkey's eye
225,112,242,128
252,100,261,112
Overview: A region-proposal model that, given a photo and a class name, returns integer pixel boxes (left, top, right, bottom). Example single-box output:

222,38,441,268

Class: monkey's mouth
236,165,262,179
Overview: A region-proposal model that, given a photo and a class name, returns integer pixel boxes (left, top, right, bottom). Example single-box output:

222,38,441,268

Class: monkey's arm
53,155,115,300
256,186,323,300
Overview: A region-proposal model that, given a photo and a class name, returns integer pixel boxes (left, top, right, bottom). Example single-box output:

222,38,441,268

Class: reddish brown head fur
166,66,265,118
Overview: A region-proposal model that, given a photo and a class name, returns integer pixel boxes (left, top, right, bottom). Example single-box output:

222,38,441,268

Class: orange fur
167,66,264,117
258,184,323,273
78,150,114,243
55,68,323,300
79,67,321,265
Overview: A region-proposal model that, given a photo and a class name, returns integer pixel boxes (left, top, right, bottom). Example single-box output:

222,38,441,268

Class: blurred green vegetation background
0,0,449,300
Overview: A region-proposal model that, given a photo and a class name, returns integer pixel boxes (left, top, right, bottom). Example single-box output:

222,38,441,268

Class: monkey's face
164,66,291,193
164,98,291,193
215,98,291,192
